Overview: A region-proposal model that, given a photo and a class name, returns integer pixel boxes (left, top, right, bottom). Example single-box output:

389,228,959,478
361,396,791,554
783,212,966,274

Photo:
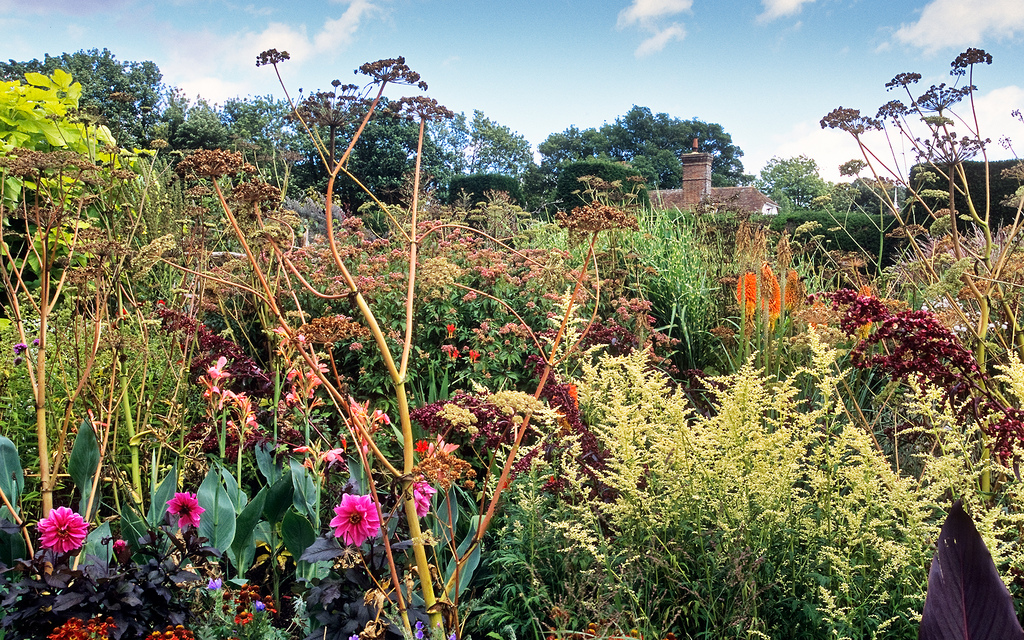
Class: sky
1,0,1023,182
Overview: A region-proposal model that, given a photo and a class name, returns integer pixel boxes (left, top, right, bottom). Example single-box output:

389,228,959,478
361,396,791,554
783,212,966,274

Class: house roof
653,186,778,213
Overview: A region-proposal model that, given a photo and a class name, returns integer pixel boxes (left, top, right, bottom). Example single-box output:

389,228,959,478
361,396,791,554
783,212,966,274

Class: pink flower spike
321,448,346,465
329,494,381,546
167,492,205,531
37,506,89,554
428,437,459,456
207,356,229,381
413,482,436,518
371,409,391,426
292,446,311,453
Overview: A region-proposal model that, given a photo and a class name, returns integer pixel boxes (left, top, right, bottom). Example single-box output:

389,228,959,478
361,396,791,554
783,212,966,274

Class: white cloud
895,0,1024,53
618,0,690,57
158,1,384,103
617,0,692,28
758,0,815,22
314,0,379,53
635,23,686,56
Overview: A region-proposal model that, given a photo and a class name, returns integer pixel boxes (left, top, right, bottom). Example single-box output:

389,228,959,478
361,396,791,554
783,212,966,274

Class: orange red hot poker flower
736,262,783,324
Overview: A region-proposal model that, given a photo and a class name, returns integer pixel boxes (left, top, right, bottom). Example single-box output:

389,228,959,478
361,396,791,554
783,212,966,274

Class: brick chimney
680,138,712,207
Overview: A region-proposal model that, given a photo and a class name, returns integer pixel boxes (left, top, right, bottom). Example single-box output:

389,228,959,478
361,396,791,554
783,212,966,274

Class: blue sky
2,0,1023,181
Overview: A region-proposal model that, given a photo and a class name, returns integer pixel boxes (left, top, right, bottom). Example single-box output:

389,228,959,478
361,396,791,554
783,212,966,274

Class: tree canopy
537,106,748,192
0,49,163,149
755,155,831,212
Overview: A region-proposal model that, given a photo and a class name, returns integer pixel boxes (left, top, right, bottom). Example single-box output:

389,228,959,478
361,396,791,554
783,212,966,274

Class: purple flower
32,338,39,347
207,577,222,590
13,343,27,355
254,600,266,611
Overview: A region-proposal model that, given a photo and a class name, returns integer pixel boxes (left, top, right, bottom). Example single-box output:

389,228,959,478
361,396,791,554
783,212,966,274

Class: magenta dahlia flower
413,481,436,518
37,506,89,554
329,494,381,546
167,492,205,531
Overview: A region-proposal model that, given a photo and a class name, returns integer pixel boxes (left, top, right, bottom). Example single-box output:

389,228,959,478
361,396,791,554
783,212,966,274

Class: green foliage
466,109,534,178
554,160,650,211
538,106,748,191
755,155,831,212
624,207,723,370
0,48,163,149
769,208,901,264
447,173,525,207
908,160,1024,229
488,341,1024,639
0,68,115,156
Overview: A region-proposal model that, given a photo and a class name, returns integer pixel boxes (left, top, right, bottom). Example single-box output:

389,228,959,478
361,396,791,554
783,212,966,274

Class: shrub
447,173,525,207
554,160,651,212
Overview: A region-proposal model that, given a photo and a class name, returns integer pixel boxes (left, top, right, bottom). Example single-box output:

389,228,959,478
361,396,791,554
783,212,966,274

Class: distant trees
537,106,748,192
755,155,831,212
0,49,163,149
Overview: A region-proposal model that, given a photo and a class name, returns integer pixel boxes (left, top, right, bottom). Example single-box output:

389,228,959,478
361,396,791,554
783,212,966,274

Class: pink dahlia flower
329,494,381,546
37,506,89,554
167,492,205,531
413,481,436,518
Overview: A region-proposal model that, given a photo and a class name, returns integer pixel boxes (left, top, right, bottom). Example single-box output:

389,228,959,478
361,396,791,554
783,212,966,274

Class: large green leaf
197,466,236,553
67,418,100,518
147,464,177,527
255,443,283,485
263,472,293,525
81,521,111,565
120,503,147,552
218,465,245,513
444,516,483,598
281,509,315,563
230,487,267,575
0,436,24,519
289,458,317,525
434,487,459,548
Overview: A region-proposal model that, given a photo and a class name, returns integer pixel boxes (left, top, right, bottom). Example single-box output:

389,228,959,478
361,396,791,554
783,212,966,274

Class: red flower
415,440,430,455
446,323,456,339
468,349,480,363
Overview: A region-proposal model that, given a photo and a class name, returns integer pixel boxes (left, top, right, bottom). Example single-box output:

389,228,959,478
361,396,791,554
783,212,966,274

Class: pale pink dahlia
37,506,89,554
413,481,436,518
329,494,381,546
167,492,205,531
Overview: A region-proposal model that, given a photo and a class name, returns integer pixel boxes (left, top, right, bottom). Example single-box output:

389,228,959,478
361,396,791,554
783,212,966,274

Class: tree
155,92,230,151
536,106,749,194
0,49,163,149
755,155,831,211
466,110,534,178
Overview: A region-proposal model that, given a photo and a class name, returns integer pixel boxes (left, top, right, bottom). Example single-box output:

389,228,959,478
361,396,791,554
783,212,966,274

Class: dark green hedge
768,209,903,265
554,160,651,211
908,160,1023,229
447,173,525,207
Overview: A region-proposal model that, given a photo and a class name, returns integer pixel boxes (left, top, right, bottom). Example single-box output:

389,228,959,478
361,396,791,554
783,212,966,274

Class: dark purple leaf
920,501,1024,640
300,535,346,563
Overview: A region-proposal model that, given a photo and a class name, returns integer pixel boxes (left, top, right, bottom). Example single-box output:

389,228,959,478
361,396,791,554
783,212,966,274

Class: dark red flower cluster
822,289,1024,460
156,307,273,398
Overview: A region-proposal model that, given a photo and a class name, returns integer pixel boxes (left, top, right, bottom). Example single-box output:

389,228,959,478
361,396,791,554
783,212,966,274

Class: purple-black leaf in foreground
920,500,1024,640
